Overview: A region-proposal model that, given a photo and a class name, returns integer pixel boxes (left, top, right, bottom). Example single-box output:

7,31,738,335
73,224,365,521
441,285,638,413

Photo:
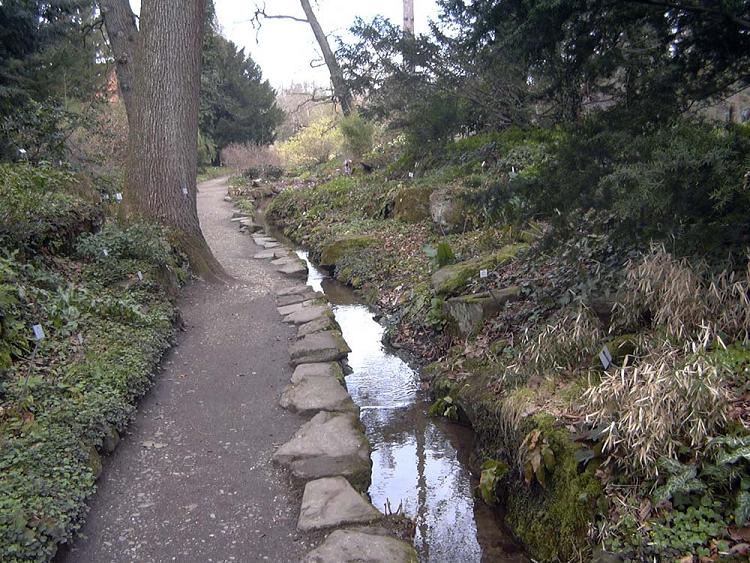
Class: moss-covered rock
504,414,603,562
443,287,521,337
429,187,471,233
320,236,378,268
393,186,434,223
428,373,603,561
431,243,528,295
606,334,639,367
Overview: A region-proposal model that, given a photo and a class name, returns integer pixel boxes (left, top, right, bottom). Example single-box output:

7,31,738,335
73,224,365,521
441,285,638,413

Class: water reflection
295,250,525,563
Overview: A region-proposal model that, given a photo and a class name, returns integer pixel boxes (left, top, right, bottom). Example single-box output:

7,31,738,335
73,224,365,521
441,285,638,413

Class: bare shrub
220,142,281,170
578,248,749,477
506,305,603,384
582,336,731,476
616,244,750,342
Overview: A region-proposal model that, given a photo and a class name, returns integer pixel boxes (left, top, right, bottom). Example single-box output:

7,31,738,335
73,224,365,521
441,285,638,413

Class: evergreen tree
200,31,283,151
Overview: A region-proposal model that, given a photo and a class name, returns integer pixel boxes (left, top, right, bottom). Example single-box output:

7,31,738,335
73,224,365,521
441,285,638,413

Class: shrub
219,142,281,171
0,163,103,253
197,132,217,168
339,113,375,159
278,116,343,168
76,222,174,264
518,119,750,248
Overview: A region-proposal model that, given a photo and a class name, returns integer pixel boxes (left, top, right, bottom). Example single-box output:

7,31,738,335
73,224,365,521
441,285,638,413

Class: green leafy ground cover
0,164,186,561
258,122,750,561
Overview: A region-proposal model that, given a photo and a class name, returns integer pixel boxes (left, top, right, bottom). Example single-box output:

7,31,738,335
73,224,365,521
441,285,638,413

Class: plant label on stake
480,269,489,279
115,192,123,202
102,248,109,258
32,324,45,341
599,346,613,370
137,271,144,282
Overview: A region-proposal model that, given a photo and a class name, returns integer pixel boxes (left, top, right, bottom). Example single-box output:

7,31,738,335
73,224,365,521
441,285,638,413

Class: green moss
429,372,604,561
606,334,639,366
706,341,750,388
504,414,603,561
431,243,529,295
393,186,434,223
320,236,378,268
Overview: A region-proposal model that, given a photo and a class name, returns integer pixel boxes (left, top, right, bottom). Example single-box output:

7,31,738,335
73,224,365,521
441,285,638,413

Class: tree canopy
200,29,283,150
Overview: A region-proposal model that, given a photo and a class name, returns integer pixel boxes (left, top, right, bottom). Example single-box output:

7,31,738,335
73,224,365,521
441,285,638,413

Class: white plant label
182,186,189,195
137,271,144,281
115,192,123,202
32,324,45,341
599,346,613,369
480,269,489,278
102,248,109,257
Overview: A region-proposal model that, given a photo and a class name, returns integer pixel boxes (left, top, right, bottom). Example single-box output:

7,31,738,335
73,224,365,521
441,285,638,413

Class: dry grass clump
579,246,749,476
617,244,750,342
506,305,603,384
582,336,731,476
220,142,281,170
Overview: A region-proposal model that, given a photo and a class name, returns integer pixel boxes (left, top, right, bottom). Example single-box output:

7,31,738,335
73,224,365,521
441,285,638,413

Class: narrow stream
295,250,526,563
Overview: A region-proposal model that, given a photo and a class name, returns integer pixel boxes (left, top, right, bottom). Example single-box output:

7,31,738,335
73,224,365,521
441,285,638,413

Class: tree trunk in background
299,0,353,115
403,0,415,37
99,0,138,119
403,0,415,71
126,0,225,280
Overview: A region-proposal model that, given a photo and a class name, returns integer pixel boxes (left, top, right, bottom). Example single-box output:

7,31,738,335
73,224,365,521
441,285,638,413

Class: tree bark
126,0,226,281
99,0,138,119
403,0,415,37
298,0,353,115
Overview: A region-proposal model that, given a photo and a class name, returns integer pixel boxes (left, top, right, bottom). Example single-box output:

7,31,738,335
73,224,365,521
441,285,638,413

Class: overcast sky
130,1,440,89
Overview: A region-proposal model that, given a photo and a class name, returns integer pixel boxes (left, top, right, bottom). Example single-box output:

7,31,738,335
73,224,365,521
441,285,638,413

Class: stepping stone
302,529,418,563
291,362,344,384
271,256,297,266
239,219,262,233
253,235,274,242
277,300,314,317
280,370,356,415
261,241,281,249
273,411,370,489
232,211,250,218
254,250,277,259
297,316,337,337
289,331,351,365
298,477,381,532
277,261,308,279
283,305,332,325
277,285,310,297
277,291,323,307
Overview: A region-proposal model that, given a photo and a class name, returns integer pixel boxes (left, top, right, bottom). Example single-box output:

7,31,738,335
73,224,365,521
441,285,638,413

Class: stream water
295,250,526,563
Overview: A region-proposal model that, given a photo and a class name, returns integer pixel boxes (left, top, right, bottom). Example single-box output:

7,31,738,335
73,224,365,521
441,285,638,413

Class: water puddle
297,250,526,562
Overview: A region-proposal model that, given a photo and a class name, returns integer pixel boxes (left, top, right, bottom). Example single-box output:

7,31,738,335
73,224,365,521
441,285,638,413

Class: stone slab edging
235,217,416,561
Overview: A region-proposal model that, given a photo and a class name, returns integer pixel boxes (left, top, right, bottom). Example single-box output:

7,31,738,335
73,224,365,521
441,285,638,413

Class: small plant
429,394,459,420
422,241,455,269
519,428,556,487
649,503,728,558
478,459,509,504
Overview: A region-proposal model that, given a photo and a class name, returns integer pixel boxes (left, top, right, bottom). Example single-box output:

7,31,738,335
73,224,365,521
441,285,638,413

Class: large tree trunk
99,0,138,119
298,0,353,115
126,0,225,281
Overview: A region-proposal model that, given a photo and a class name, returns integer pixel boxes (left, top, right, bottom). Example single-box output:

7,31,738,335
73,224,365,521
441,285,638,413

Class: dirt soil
56,177,308,562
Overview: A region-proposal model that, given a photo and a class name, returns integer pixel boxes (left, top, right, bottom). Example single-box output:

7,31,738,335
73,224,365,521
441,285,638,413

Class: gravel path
57,177,307,563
